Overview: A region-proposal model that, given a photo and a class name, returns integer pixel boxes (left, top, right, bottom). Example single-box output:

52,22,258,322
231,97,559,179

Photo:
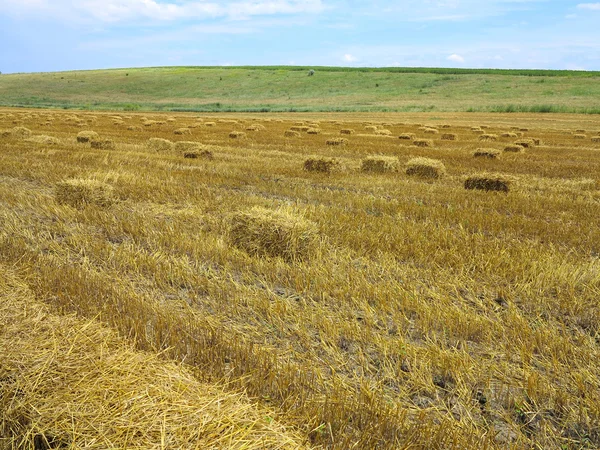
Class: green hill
1,66,600,113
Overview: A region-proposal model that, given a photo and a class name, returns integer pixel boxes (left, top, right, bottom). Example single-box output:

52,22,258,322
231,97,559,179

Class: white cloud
447,53,465,63
343,53,358,62
577,3,600,10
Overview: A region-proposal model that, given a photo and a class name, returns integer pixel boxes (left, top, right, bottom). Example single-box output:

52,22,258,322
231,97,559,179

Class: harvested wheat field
1,108,600,449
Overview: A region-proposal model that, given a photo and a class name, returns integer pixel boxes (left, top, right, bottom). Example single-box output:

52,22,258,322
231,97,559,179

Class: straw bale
77,131,99,143
398,133,416,140
531,138,542,145
246,124,266,132
365,125,379,131
55,179,115,208
142,120,158,127
573,134,586,139
374,129,393,136
405,157,446,178
127,125,142,131
479,134,498,142
91,139,116,150
514,139,535,148
0,269,306,450
504,145,525,153
147,138,174,152
205,122,216,127
340,129,354,135
303,157,338,174
423,128,439,134
184,149,214,160
471,127,482,131
361,156,399,173
306,128,321,135
229,131,246,139
474,148,501,159
464,175,510,192
591,136,600,142
174,128,192,135
285,130,301,138
519,128,529,132
441,133,457,141
25,135,61,146
10,126,33,138
174,141,201,152
473,129,485,135
229,206,320,262
413,139,434,148
440,124,451,129
326,137,348,146
290,126,310,132
501,132,518,138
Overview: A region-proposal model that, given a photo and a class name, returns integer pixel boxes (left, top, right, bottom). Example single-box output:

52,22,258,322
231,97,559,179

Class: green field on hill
1,66,600,113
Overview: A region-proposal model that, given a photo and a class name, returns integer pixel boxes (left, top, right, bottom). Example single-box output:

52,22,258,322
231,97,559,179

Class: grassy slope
1,66,600,113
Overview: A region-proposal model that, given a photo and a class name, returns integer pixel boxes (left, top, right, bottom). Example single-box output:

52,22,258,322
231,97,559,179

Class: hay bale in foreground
413,139,434,148
147,137,174,152
464,175,510,192
55,179,115,208
474,148,501,159
229,206,320,262
504,145,525,153
77,131,99,143
304,157,338,174
326,137,348,146
0,269,306,450
91,139,116,150
361,156,399,173
405,157,446,179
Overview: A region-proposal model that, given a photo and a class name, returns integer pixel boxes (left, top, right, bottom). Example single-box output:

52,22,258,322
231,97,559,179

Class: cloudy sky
1,0,599,73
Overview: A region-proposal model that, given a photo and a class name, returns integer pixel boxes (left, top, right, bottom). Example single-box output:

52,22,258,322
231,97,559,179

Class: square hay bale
479,134,498,142
174,141,201,152
361,156,399,173
501,132,518,138
127,125,142,131
290,126,310,132
514,139,535,148
473,129,485,135
246,124,266,132
591,136,600,142
55,179,115,208
326,137,348,146
413,139,434,148
91,139,116,150
441,133,457,141
229,206,320,262
374,129,393,136
365,125,379,131
304,157,338,174
464,175,510,192
306,128,321,135
405,157,446,179
519,128,529,132
398,133,416,140
474,148,501,159
147,138,174,152
440,124,451,129
284,130,301,138
573,134,586,139
423,128,439,134
204,122,216,127
471,127,482,131
340,129,354,135
174,128,192,135
504,145,525,153
77,131,99,143
229,131,246,139
575,129,586,133
184,149,214,160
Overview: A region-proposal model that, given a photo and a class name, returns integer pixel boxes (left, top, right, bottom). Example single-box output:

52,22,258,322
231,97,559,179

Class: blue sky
1,1,599,73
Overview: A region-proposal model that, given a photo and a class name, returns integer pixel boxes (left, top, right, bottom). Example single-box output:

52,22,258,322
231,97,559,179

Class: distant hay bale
127,125,142,131
501,132,518,138
361,156,399,173
229,131,246,139
365,125,379,131
471,127,482,132
504,145,525,153
55,179,115,208
440,124,451,129
398,133,416,140
184,149,213,160
473,129,485,135
284,130,301,138
26,135,60,146
374,129,393,136
479,134,498,142
519,128,529,132
574,134,586,139
174,128,192,135
246,124,266,132
174,141,201,152
11,127,33,139
464,175,510,192
405,157,446,179
303,157,338,174
91,139,116,150
290,126,310,132
326,137,348,146
229,206,320,262
142,120,158,127
441,133,457,141
218,119,238,124
413,139,434,148
591,136,600,142
480,125,490,129
77,131,99,143
306,128,321,135
423,128,439,134
147,137,174,152
204,122,216,127
575,129,585,134
515,139,535,148
474,148,501,159
340,129,354,135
